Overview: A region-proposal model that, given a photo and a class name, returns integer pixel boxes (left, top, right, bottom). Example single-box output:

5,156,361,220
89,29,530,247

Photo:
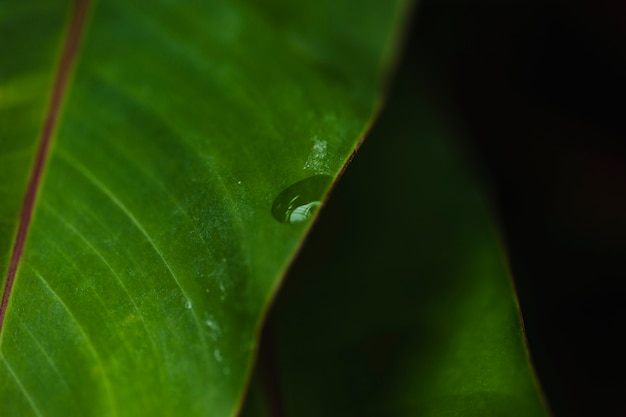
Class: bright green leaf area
0,1,407,416
242,70,550,417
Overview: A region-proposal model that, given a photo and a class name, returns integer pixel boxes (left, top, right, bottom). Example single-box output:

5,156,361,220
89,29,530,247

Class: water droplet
205,318,220,332
185,300,192,309
214,348,223,362
237,180,242,185
271,175,332,224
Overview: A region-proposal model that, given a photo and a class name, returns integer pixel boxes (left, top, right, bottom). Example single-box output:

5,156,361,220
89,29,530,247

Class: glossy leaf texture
241,69,551,416
0,1,409,415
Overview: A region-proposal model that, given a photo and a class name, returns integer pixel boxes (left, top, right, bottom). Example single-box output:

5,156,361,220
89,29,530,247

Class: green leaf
241,70,551,416
0,1,408,415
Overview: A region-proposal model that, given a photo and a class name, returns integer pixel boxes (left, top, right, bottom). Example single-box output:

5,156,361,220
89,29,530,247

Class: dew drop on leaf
271,175,332,224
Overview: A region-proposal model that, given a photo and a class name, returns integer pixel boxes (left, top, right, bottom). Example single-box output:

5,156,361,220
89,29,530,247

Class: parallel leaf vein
57,152,212,366
42,202,166,384
29,265,118,417
0,353,44,417
19,319,81,413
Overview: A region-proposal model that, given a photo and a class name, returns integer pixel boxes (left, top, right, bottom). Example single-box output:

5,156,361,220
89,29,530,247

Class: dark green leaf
243,69,551,417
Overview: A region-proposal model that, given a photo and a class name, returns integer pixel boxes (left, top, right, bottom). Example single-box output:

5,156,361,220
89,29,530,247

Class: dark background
407,0,626,416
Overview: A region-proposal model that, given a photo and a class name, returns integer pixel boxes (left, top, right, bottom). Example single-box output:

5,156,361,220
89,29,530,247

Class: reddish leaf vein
0,0,90,333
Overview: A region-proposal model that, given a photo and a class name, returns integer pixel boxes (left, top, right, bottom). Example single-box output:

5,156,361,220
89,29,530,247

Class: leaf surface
0,1,408,415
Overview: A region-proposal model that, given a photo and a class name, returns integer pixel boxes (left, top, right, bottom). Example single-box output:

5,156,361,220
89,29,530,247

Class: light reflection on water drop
271,175,332,224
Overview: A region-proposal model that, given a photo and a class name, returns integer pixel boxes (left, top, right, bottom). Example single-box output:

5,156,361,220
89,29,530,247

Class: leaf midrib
0,0,91,334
